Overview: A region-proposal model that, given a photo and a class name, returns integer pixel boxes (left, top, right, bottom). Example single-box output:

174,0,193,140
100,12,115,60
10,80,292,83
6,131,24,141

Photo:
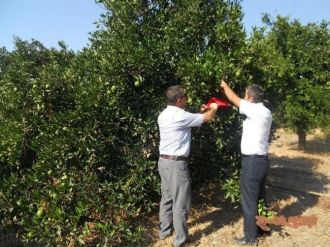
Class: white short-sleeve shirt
239,100,272,155
158,105,204,157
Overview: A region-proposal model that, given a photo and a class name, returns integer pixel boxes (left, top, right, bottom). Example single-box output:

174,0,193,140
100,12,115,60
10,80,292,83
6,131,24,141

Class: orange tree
0,39,80,245
91,0,249,205
0,1,255,246
247,16,330,149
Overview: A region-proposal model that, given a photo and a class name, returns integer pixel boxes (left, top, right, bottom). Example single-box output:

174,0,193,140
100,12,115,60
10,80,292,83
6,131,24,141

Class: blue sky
0,0,104,51
242,0,330,33
1,0,329,52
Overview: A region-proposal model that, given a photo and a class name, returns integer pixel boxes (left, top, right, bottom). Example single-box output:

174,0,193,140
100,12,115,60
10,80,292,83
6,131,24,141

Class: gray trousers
158,157,191,247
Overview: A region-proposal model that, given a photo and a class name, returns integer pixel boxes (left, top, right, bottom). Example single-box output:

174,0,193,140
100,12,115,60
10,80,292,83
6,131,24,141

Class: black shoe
233,236,256,245
257,228,272,237
185,237,200,246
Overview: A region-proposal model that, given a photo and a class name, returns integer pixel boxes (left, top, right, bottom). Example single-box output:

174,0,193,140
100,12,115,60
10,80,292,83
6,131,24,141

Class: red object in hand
206,97,231,109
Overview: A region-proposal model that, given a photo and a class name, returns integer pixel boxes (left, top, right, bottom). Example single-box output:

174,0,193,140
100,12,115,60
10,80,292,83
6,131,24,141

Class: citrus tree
92,0,249,203
252,16,330,148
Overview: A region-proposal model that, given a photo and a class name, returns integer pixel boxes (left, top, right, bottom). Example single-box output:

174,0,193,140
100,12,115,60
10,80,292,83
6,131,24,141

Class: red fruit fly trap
206,97,231,109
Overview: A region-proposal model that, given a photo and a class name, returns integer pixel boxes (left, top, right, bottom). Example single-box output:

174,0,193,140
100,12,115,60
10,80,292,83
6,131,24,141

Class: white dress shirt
239,99,272,155
158,105,204,157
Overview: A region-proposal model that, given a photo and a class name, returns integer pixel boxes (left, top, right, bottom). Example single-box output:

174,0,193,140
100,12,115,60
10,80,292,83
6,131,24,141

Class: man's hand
219,79,241,107
209,102,218,111
200,102,218,113
220,79,228,89
202,102,218,123
200,104,209,113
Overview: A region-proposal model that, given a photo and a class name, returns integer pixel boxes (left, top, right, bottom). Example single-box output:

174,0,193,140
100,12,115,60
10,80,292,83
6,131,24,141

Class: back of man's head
166,85,185,105
246,84,264,103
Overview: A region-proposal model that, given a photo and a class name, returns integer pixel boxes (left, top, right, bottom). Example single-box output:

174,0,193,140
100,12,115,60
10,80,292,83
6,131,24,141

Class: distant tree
0,47,10,79
249,16,330,149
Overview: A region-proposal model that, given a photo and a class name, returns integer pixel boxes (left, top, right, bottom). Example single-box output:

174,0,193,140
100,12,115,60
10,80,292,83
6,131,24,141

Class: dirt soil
145,129,330,247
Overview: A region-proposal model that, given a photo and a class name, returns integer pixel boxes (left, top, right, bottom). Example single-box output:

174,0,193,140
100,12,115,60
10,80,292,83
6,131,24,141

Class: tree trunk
297,130,306,150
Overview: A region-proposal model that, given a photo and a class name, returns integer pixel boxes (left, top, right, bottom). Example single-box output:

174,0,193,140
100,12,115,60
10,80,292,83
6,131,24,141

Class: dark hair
166,85,185,105
246,84,264,103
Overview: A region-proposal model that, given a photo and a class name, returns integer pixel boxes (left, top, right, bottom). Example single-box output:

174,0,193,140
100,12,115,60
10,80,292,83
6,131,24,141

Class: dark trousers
240,155,270,242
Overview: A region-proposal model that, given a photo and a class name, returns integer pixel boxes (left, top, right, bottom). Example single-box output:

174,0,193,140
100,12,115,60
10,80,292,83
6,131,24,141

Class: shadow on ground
188,184,241,241
268,155,330,195
264,151,330,236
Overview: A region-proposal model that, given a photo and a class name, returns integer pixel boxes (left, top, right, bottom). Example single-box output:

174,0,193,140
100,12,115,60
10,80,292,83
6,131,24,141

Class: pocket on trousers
178,165,190,182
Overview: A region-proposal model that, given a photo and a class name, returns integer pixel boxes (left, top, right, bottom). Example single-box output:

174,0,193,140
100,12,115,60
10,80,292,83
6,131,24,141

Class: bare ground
145,129,330,247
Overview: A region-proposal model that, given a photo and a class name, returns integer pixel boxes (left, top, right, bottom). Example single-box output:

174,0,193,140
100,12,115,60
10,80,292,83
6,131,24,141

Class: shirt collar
167,105,185,111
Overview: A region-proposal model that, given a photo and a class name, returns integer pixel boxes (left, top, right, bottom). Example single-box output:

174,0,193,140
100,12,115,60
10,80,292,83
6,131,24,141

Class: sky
0,0,104,51
0,0,330,52
241,0,330,33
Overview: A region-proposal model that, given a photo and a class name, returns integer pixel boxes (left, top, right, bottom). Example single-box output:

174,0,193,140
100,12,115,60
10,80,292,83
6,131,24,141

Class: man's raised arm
220,79,241,107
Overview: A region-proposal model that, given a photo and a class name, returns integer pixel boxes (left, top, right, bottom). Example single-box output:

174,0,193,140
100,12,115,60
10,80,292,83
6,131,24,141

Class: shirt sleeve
176,111,204,128
239,99,257,119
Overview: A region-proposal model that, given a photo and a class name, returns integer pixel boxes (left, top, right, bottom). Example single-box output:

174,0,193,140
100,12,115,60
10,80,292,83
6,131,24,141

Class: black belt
160,154,188,161
242,154,267,158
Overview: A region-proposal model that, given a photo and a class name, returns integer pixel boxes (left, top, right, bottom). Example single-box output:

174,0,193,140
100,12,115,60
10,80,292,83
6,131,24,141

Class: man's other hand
209,102,218,111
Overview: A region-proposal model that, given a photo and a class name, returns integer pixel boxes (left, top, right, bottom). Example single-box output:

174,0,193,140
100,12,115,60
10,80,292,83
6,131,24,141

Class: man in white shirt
158,85,218,247
220,80,272,245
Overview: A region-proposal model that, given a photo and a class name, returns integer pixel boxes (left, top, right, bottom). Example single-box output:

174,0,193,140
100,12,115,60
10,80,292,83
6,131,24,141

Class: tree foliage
248,16,330,148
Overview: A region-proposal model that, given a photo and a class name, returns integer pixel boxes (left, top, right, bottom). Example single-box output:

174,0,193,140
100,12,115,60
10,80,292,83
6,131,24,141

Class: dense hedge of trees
0,1,329,246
